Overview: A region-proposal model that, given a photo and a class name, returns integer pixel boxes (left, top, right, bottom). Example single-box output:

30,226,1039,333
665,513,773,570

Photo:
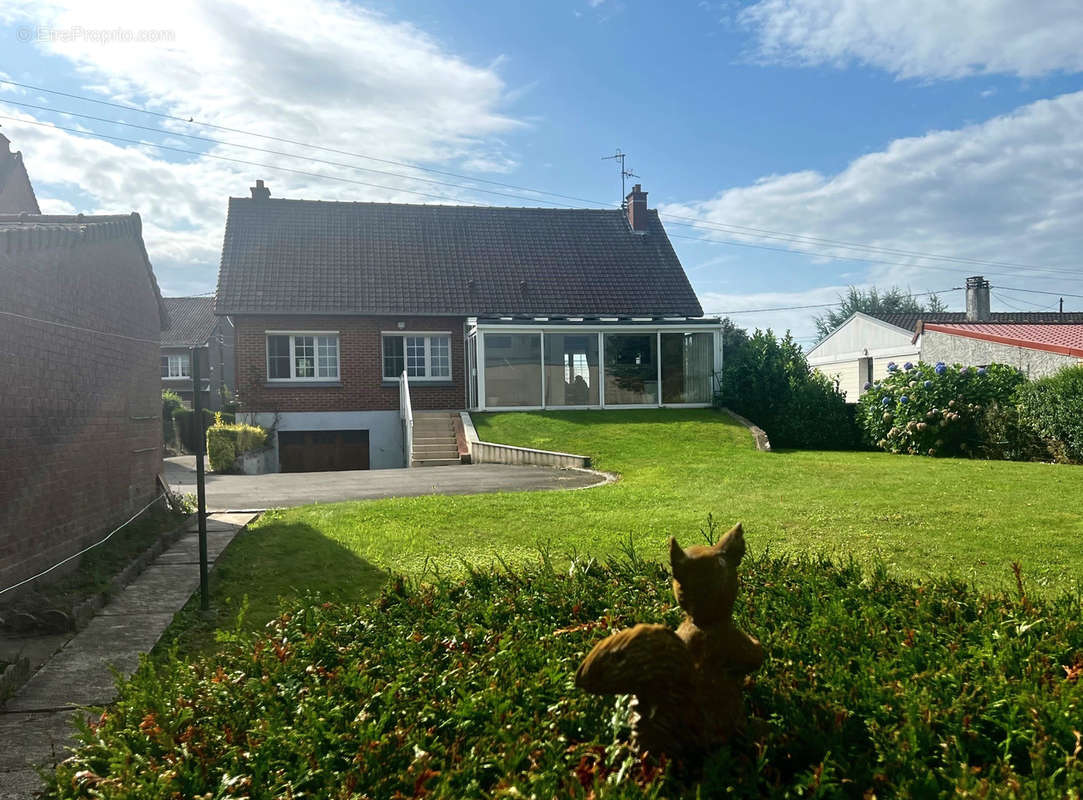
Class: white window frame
381,331,453,382
161,352,190,379
266,331,340,382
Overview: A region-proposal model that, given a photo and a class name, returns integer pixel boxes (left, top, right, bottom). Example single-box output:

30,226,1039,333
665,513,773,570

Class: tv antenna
602,148,638,207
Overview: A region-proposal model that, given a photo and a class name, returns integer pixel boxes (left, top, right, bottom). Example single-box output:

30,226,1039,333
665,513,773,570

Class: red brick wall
232,315,468,414
0,230,163,594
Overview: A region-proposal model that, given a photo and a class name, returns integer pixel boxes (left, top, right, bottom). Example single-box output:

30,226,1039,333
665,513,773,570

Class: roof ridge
0,212,138,223
227,196,623,212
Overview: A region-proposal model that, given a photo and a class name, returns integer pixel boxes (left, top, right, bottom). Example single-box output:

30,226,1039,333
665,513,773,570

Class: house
0,205,166,594
215,182,721,471
160,296,235,410
809,276,1083,399
0,133,40,214
915,320,1083,377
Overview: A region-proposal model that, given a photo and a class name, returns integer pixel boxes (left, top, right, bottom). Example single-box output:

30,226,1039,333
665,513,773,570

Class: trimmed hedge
171,408,235,454
45,549,1083,798
719,325,859,449
1017,363,1083,463
206,420,268,472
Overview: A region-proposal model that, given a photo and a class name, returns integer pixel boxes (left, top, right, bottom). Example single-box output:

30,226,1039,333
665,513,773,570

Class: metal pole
191,347,209,611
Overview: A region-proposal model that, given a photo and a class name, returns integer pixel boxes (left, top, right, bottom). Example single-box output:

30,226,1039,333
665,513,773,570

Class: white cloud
739,0,1083,79
0,0,522,294
665,91,1083,337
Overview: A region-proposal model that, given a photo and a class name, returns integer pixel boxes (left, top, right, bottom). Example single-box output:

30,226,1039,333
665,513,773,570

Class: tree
813,286,946,340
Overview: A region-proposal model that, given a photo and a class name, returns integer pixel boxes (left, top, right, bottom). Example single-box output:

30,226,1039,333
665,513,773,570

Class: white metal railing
399,370,414,467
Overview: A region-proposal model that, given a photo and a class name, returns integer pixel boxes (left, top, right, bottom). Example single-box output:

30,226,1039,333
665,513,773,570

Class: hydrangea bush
856,361,1025,456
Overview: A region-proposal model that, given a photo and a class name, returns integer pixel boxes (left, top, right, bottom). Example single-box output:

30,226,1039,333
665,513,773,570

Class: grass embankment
50,552,1083,798
164,409,1083,654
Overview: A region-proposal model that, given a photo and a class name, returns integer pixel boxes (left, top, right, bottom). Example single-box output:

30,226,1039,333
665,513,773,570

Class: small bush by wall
1016,363,1083,463
206,418,268,473
161,390,183,448
171,407,215,454
856,361,1026,457
719,325,859,449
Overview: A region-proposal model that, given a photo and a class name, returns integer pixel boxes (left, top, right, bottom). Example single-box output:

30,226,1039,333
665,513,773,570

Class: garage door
278,430,370,473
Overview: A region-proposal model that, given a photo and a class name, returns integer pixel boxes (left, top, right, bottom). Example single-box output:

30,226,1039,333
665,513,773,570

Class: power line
0,114,523,206
4,80,1082,280
4,80,1083,283
666,231,1083,285
664,219,1083,281
0,98,585,207
0,78,604,207
991,291,1059,312
705,288,956,316
994,285,1083,299
659,216,1083,277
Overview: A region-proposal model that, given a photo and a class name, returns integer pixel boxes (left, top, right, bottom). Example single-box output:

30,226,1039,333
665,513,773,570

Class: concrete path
0,513,256,798
165,457,605,511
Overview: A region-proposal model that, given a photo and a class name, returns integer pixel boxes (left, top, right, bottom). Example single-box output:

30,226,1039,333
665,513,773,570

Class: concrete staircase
411,411,462,467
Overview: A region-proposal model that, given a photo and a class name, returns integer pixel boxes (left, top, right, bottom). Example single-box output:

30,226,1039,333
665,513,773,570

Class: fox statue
574,523,763,759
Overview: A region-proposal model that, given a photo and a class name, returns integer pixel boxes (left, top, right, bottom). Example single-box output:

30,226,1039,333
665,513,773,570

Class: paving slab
0,513,254,793
4,612,177,711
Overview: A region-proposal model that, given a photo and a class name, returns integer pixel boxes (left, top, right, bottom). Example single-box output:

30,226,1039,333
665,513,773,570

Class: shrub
719,324,859,449
856,361,1026,456
46,549,1083,798
161,390,183,446
974,401,1053,462
1016,363,1083,463
170,407,212,454
206,419,268,473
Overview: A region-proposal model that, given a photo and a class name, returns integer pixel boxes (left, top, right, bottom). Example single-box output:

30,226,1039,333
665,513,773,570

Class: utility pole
190,347,209,611
602,149,639,208
1061,297,1065,314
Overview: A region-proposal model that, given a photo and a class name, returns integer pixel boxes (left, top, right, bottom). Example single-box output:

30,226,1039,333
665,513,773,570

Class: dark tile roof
161,297,217,346
215,198,703,317
873,311,1083,332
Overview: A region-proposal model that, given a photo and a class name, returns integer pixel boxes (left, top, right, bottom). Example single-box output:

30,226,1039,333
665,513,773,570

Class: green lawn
163,409,1083,654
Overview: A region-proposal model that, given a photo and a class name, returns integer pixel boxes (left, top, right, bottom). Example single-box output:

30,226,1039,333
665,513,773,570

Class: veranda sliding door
483,332,542,407
543,333,599,406
661,332,713,404
603,333,658,405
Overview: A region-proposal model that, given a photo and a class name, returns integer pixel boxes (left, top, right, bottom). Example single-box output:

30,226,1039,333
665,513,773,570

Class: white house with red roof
809,276,1083,400
916,321,1083,377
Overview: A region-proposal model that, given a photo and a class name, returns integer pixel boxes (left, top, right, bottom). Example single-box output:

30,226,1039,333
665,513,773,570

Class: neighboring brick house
160,296,234,410
216,181,721,471
809,276,1083,399
0,211,167,594
0,133,40,214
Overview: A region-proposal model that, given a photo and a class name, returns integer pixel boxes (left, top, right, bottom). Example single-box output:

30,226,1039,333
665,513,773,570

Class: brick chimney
965,275,990,321
625,184,648,232
250,179,270,200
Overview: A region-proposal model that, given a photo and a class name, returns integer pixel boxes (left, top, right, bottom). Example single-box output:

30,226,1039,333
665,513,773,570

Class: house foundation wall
243,410,405,470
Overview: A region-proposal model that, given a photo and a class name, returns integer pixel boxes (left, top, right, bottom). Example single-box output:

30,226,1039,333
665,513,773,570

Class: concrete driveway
164,456,607,511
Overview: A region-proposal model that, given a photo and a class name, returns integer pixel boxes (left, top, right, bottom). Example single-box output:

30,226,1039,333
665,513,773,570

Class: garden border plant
856,360,1027,457
43,539,1083,798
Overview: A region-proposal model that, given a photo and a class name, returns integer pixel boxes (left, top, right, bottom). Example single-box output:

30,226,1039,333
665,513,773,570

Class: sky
2,0,1082,343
